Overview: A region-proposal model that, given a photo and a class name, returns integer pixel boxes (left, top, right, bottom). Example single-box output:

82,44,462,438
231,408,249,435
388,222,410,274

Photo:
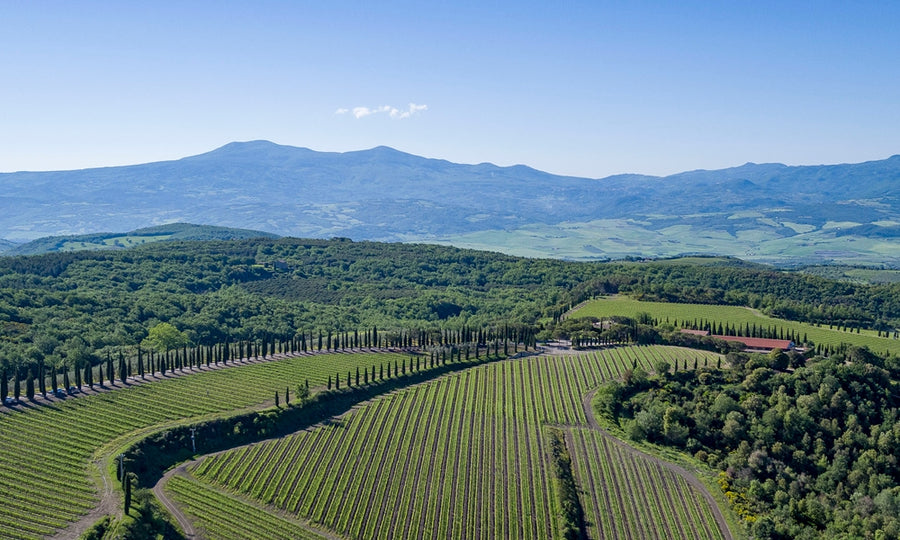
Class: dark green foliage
124,472,133,514
25,368,34,400
116,488,185,539
0,237,899,404
79,516,112,540
547,427,586,539
610,346,900,539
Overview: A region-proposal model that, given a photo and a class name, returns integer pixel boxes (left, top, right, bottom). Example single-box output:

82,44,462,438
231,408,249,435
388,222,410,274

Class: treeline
1,237,899,399
547,427,586,539
566,261,900,331
1,320,536,404
596,346,900,539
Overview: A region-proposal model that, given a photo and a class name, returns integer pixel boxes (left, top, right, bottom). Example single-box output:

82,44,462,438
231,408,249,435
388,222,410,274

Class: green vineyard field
570,428,726,540
0,351,409,540
572,296,900,355
166,475,326,540
188,346,728,539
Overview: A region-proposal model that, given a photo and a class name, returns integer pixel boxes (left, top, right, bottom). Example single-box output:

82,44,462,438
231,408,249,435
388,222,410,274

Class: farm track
155,467,198,539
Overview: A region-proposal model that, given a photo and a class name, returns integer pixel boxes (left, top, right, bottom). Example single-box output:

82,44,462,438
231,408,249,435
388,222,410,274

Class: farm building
711,335,794,352
679,329,794,352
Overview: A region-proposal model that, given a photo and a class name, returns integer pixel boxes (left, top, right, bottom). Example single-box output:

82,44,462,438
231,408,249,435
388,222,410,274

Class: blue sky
2,1,899,178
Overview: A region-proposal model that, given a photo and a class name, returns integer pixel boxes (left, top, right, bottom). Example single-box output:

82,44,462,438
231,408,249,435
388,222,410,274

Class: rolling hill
6,223,278,255
2,141,898,264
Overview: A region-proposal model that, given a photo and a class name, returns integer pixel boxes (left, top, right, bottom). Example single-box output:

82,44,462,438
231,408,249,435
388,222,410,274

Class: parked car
54,388,66,397
68,386,80,395
3,396,16,406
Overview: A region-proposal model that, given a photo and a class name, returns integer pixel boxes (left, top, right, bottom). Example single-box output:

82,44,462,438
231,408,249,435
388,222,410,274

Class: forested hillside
598,346,900,539
1,239,899,391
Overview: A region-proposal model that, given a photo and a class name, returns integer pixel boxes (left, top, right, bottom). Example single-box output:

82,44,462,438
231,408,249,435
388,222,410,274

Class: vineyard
573,296,900,355
569,428,726,540
184,346,728,539
0,351,410,540
166,475,326,540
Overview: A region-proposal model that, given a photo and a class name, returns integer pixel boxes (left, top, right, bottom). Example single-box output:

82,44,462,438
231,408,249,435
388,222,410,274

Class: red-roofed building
712,335,794,352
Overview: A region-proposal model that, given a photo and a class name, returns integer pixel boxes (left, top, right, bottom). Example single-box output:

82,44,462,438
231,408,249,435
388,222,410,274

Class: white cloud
336,103,428,119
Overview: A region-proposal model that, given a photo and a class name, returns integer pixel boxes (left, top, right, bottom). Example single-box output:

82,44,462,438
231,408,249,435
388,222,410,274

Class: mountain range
1,140,899,265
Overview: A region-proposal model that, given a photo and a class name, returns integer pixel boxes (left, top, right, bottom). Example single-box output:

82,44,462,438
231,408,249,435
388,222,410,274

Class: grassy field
438,219,900,266
0,351,410,540
571,295,900,356
187,346,728,539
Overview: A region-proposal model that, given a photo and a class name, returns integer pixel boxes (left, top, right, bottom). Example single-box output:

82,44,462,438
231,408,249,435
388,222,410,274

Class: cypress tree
347,371,351,387
1,367,8,402
85,362,93,389
98,363,103,387
275,391,279,408
285,386,290,405
107,352,114,384
25,368,35,400
327,375,332,390
13,368,21,400
379,364,384,380
355,367,360,386
124,473,132,514
335,373,340,390
74,362,82,389
38,362,46,397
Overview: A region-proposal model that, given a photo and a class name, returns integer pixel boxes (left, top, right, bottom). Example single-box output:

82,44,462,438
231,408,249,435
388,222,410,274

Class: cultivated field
572,295,900,355
570,428,726,540
183,346,727,539
166,475,326,540
0,351,410,540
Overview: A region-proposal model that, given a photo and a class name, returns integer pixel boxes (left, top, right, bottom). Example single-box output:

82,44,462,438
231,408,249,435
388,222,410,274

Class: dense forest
597,343,900,539
1,237,900,392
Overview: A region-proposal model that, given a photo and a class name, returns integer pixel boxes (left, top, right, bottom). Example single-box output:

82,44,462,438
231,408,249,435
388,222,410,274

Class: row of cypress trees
2,323,537,404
